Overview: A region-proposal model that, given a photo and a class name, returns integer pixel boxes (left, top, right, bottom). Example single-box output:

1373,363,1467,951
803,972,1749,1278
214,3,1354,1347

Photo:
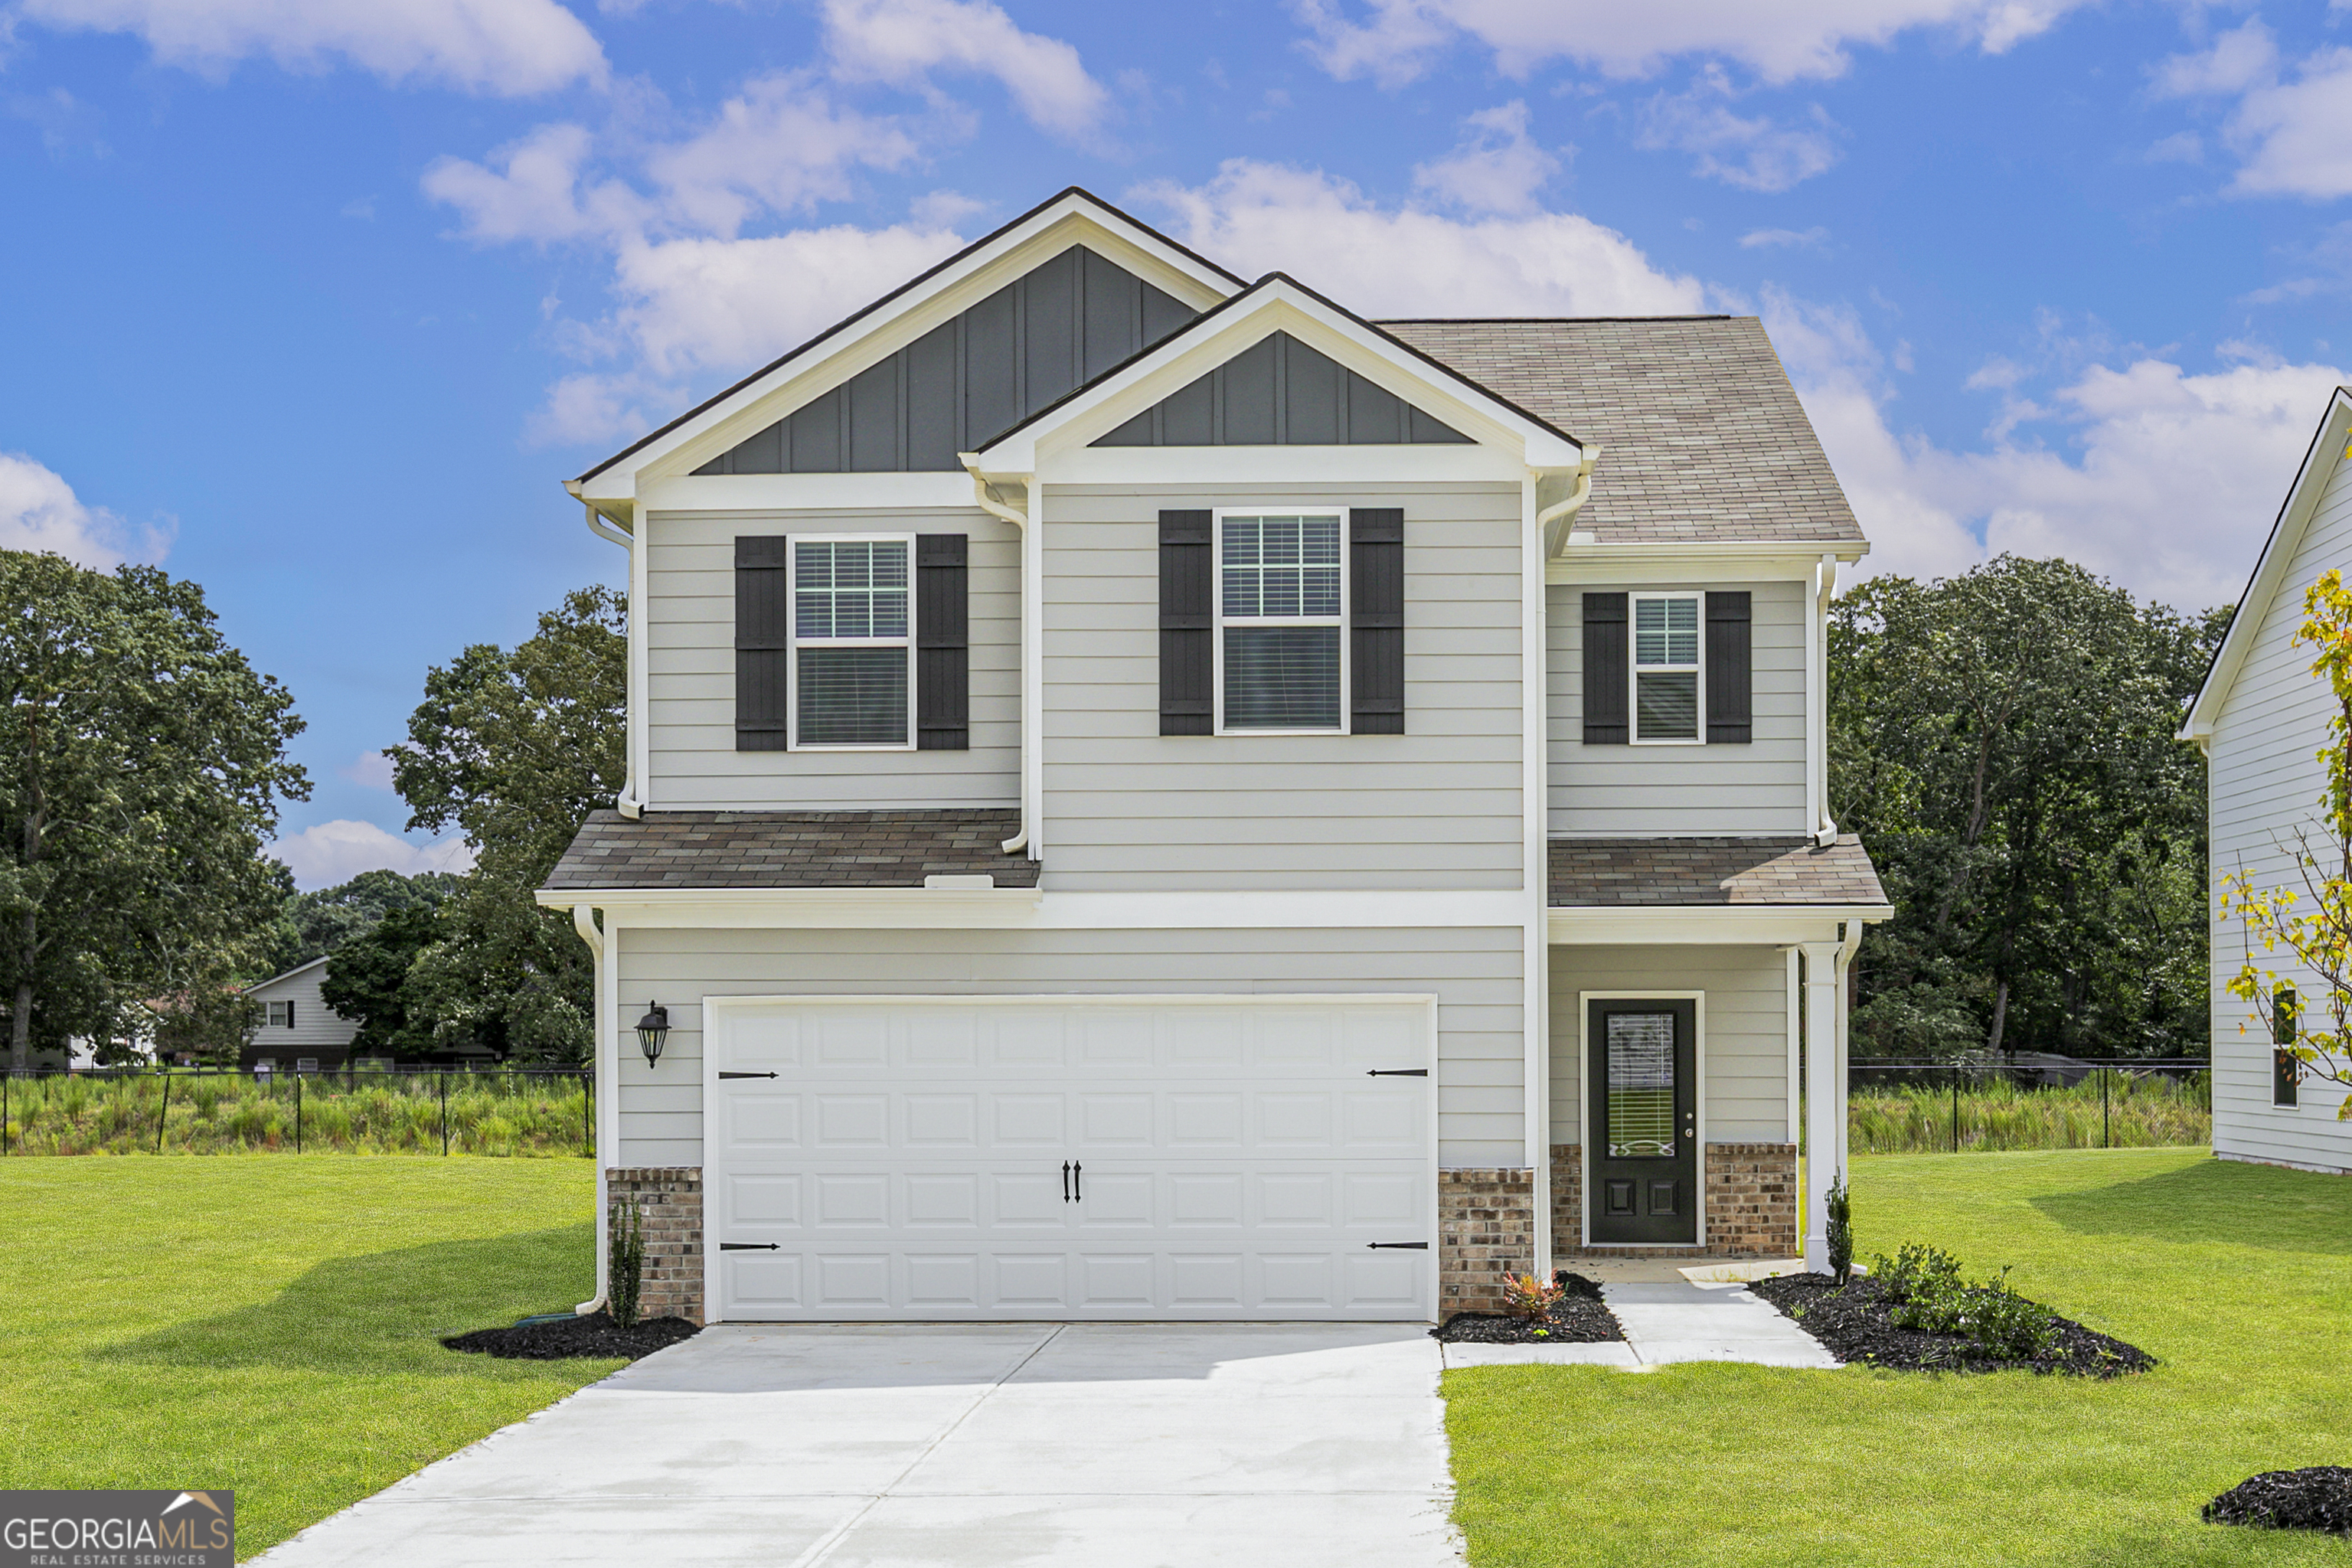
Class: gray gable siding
1093,331,1470,448
694,246,1195,475
245,962,358,1058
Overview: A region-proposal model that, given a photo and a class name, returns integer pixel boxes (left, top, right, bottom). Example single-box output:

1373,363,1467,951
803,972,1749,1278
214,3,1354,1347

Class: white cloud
341,751,399,790
18,0,607,96
1638,69,1839,191
2144,130,2203,165
1294,0,2090,89
643,74,920,237
423,122,623,245
820,0,1109,137
2153,20,2276,97
269,820,475,891
1135,161,1709,317
0,452,169,568
1740,225,1829,249
1411,100,1561,215
2154,21,2352,201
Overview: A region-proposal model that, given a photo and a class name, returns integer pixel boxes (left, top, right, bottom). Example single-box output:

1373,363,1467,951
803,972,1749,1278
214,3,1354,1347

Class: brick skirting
607,1167,704,1325
1439,1167,1537,1315
1550,1143,1798,1259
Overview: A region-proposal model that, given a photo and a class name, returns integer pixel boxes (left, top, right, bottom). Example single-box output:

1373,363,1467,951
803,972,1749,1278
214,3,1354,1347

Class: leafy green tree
0,551,309,1071
318,903,444,1057
1830,556,2220,1059
263,867,466,976
386,586,626,1063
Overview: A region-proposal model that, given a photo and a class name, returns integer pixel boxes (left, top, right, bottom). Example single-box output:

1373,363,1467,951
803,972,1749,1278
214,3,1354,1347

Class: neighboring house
536,188,1891,1326
2181,384,2352,1176
241,956,361,1070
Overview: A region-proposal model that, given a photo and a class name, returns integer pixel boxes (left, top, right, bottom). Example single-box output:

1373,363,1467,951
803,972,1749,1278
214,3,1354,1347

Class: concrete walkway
1441,1260,1841,1370
256,1324,1463,1568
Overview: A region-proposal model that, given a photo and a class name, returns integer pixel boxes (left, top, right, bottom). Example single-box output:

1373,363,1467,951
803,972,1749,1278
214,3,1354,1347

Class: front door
1586,1000,1697,1245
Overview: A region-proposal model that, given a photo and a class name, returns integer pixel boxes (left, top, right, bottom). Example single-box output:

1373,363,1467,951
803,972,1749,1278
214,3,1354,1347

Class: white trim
1548,541,1867,580
627,508,650,812
241,953,332,993
1575,990,1707,1250
1211,507,1349,737
1784,945,1802,1147
1522,472,1550,1272
1548,905,1887,945
537,885,1528,929
641,472,985,513
1044,445,1527,486
786,533,916,753
1629,591,1704,746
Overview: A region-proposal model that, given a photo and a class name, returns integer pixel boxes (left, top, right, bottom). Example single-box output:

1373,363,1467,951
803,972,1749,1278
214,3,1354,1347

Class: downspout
570,903,609,1316
579,499,646,819
962,459,1037,857
1809,553,1840,848
1539,448,1602,559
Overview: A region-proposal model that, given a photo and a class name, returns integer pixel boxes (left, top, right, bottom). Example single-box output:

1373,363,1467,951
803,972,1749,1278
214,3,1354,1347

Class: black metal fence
1843,1058,2211,1153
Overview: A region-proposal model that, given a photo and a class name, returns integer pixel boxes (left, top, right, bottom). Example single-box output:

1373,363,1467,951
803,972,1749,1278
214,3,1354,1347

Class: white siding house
2183,384,2352,1174
242,957,361,1070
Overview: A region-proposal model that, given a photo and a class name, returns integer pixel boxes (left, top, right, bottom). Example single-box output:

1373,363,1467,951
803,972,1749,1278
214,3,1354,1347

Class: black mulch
2205,1468,2352,1537
1433,1272,1623,1344
1746,1272,2152,1377
443,1311,701,1361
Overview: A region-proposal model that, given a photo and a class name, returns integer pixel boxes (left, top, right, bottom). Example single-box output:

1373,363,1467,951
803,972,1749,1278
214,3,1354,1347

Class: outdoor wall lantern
635,1002,671,1067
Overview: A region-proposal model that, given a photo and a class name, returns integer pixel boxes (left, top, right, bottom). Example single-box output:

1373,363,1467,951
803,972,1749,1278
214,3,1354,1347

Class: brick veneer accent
1550,1143,1798,1259
1549,1145,1582,1263
608,1167,704,1325
1439,1167,1537,1315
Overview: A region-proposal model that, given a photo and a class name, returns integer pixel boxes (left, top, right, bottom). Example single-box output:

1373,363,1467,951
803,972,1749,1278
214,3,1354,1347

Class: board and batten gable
642,505,1019,810
2206,436,2352,1171
1547,579,1808,836
1037,481,1527,890
606,925,1524,1169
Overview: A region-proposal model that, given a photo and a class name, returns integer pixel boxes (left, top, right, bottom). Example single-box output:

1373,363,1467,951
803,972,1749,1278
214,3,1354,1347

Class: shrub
1499,1271,1564,1322
1875,1245,2060,1359
1825,1178,1853,1285
609,1197,645,1327
1873,1243,1964,1304
1958,1267,2060,1360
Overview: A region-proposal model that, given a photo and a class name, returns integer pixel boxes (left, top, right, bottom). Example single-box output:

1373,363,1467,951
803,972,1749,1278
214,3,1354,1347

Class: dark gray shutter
916,534,969,750
1582,593,1628,745
736,535,790,750
1159,511,1213,735
1350,508,1404,734
286,1000,296,1028
1705,591,1753,744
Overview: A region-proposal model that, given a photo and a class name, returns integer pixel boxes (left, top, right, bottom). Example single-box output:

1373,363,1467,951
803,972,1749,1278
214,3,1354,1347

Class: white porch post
1800,940,1843,1271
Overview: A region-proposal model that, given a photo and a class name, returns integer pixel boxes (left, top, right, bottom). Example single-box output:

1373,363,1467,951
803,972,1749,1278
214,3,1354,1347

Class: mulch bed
2205,1468,2352,1537
1433,1272,1623,1344
1746,1272,2152,1377
443,1311,701,1361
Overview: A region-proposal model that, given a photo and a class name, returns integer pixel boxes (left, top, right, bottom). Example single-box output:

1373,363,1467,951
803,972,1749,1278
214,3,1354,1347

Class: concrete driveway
256,1324,1463,1568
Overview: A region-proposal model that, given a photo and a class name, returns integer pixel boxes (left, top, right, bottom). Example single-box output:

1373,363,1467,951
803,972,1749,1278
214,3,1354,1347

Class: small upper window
792,537,912,748
1219,514,1344,731
267,1001,294,1028
1632,594,1701,743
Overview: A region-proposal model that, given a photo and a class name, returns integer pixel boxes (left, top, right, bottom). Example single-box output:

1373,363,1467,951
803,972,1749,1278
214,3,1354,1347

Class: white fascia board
2182,387,2352,743
534,886,1528,931
978,283,1584,475
1547,541,1867,584
639,472,985,514
1547,904,1890,946
1044,444,1527,486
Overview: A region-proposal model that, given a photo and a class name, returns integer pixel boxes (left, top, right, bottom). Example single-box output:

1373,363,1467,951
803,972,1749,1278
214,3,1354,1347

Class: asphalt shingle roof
1382,316,1866,549
542,809,1039,892
1548,835,1886,907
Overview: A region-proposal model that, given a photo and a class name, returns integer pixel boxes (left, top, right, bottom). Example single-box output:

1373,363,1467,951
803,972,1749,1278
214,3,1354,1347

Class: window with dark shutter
1704,591,1753,744
916,534,969,750
1582,593,1628,745
1351,508,1404,733
736,535,790,750
1159,511,1213,735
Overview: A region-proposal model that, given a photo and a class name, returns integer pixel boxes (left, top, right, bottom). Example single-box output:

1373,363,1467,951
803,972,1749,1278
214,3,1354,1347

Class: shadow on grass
2029,1159,2352,1256
93,1223,601,1377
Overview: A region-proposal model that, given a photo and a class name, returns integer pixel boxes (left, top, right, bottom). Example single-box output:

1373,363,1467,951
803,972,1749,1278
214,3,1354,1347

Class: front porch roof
541,808,1040,893
1548,835,1885,908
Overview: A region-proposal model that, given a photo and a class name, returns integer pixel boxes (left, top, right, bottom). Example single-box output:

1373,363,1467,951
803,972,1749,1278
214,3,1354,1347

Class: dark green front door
1587,1000,1697,1245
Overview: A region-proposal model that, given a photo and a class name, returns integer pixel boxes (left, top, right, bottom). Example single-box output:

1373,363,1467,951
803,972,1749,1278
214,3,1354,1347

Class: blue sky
2,0,2347,885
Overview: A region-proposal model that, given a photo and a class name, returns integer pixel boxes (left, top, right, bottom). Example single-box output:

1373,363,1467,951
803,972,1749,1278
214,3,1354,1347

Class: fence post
296,1072,303,1155
2102,1067,2110,1148
156,1072,170,1155
1952,1070,1961,1153
4,1071,9,1156
440,1070,449,1156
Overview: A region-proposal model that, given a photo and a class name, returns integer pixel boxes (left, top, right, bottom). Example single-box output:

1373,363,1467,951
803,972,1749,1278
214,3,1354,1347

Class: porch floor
1442,1259,1840,1370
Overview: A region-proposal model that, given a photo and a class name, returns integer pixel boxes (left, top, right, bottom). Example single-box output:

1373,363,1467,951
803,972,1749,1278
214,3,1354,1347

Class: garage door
702,996,1435,1321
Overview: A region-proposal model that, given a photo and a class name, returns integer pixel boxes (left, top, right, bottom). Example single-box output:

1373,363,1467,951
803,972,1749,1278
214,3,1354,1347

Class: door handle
718,1071,779,1080
719,1243,779,1251
1062,1161,1071,1202
1073,1161,1082,1201
1367,1241,1429,1250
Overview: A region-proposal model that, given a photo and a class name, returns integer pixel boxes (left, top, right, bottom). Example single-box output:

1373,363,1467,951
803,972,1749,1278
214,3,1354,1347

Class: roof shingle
542,809,1039,892
1548,835,1886,907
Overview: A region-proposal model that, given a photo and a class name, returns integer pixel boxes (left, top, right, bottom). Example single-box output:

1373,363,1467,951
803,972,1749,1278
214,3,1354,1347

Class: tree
318,903,444,1057
263,867,466,976
2220,568,2352,1118
386,586,625,1063
1831,557,2220,1060
0,552,309,1071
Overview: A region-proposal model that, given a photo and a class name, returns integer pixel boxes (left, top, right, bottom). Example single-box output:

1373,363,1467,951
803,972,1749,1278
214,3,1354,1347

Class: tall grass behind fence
1848,1067,2210,1154
0,1070,591,1157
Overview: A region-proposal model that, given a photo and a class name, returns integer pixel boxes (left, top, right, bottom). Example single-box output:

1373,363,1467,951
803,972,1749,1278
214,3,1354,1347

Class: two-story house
537,188,1890,1326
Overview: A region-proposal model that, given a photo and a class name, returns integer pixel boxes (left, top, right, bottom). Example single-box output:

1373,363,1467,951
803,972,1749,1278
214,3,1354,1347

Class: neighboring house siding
609,924,1524,1169
1547,579,1808,836
1547,945,1790,1144
645,507,1021,809
1038,482,1525,890
246,964,359,1059
2207,448,2352,1171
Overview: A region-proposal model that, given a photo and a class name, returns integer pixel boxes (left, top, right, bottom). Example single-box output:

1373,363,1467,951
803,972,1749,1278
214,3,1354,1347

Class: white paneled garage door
703,996,1435,1321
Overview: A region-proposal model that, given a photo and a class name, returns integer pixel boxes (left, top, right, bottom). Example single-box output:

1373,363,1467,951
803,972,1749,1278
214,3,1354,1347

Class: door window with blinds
790,536,913,748
1631,593,1702,744
1215,511,1346,732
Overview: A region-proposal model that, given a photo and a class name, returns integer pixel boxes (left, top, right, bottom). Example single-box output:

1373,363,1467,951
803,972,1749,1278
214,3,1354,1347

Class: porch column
1800,940,1843,1272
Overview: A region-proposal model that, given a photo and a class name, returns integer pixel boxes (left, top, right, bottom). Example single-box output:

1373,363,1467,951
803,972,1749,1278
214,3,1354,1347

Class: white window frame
267,1001,293,1028
1629,591,1704,746
1211,508,1350,737
786,531,917,752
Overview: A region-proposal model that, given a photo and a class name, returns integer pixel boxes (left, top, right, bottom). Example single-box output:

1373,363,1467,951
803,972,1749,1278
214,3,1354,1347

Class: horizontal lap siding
1548,580,1808,835
247,966,358,1052
1041,482,1525,890
1547,946,1790,1142
645,508,1021,808
611,925,1524,1168
2208,451,2352,1170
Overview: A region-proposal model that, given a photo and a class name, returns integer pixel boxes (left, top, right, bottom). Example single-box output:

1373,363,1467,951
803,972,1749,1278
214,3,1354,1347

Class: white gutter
1808,553,1839,848
570,903,609,1316
573,495,647,819
962,458,1037,858
1538,447,1602,558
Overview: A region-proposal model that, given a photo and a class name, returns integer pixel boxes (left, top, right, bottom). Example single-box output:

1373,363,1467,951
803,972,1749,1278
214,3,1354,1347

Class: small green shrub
1873,1243,1964,1304
1825,1178,1853,1285
1960,1267,2060,1360
609,1197,645,1327
1875,1245,2060,1359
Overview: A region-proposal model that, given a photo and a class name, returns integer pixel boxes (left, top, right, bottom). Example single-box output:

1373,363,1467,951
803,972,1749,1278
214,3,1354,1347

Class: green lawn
0,1157,616,1560
1446,1148,2352,1566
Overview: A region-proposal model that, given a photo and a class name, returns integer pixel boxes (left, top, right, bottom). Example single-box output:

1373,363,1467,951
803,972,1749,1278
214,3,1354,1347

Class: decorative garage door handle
719,1243,779,1251
1365,1069,1429,1076
1073,1161,1082,1200
1367,1241,1430,1250
1062,1161,1070,1202
718,1071,779,1080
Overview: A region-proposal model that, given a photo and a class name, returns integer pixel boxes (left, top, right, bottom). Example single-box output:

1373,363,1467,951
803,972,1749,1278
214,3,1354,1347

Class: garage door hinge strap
718,1072,779,1080
1367,1241,1429,1250
1365,1069,1429,1076
719,1243,781,1251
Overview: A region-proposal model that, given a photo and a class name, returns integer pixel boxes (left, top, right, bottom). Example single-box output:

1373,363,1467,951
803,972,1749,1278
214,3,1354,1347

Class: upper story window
267,1001,294,1027
792,537,913,748
1632,593,1702,744
1217,513,1345,732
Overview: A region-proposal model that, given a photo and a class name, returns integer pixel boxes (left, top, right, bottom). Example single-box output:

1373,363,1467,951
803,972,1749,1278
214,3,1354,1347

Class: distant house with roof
241,957,361,1071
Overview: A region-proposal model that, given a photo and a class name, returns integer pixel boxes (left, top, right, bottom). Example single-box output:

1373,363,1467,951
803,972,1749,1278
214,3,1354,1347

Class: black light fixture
635,1002,671,1067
